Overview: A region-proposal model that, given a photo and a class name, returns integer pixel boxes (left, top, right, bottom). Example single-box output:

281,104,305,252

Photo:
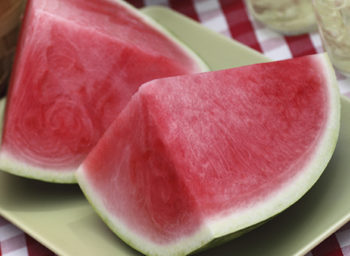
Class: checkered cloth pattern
1,0,350,256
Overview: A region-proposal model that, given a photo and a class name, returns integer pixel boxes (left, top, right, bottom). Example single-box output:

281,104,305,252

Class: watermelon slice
0,0,207,183
76,53,340,256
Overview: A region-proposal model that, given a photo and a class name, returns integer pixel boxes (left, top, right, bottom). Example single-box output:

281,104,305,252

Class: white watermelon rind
0,99,76,183
0,97,76,183
0,152,77,183
0,107,76,183
76,53,341,256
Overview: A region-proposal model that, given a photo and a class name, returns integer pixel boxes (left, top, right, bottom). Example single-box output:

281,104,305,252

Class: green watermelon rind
76,54,340,256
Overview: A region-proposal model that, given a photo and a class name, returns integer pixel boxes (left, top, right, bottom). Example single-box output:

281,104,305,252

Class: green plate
1,6,350,256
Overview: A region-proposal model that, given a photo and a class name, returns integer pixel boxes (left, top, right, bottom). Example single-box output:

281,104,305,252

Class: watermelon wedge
76,53,340,256
0,0,207,183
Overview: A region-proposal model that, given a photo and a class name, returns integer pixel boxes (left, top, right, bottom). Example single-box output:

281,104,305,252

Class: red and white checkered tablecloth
1,0,350,256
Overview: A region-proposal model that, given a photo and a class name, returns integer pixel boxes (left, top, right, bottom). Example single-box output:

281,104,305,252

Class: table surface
1,0,350,256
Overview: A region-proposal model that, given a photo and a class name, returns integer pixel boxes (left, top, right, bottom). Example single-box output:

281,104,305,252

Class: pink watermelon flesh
76,53,339,255
0,0,205,182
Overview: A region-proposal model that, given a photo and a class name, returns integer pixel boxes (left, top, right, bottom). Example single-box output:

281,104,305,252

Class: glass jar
313,0,350,75
246,0,317,35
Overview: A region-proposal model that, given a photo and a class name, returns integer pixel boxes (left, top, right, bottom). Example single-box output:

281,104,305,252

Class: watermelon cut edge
75,53,341,256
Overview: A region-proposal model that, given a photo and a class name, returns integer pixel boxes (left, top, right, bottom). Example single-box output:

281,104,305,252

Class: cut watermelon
0,0,207,183
76,53,340,256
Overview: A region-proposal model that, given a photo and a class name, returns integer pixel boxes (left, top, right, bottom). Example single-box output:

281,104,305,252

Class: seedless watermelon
0,0,207,183
76,53,340,256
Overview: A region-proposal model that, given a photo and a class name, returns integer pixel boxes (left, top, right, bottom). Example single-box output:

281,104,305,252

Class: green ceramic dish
0,6,349,256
